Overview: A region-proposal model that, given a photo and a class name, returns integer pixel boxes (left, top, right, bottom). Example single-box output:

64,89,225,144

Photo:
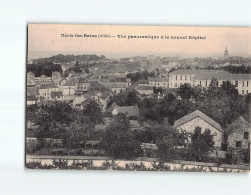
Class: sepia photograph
26,24,251,172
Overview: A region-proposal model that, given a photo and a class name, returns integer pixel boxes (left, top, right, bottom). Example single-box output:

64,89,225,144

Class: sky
28,24,251,59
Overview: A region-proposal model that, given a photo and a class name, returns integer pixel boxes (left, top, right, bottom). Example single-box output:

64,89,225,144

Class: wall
177,117,223,148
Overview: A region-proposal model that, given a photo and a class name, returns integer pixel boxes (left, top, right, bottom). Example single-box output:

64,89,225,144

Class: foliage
82,100,103,125
102,113,142,159
188,127,215,162
107,90,140,108
27,62,62,77
177,83,194,100
126,70,155,83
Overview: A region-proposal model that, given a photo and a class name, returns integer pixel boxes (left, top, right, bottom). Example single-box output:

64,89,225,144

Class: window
247,81,249,87
158,83,159,86
243,81,244,87
175,83,177,88
236,141,242,148
199,81,201,86
206,81,207,87
244,132,249,139
176,75,177,80
242,90,244,95
247,90,249,94
235,81,238,87
181,75,182,80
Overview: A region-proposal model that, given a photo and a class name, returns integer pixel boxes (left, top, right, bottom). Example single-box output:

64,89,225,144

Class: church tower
224,46,229,58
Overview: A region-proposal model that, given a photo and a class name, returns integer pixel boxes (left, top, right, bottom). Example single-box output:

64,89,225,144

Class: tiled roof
169,69,229,75
27,87,39,96
81,98,93,106
39,83,58,89
100,92,111,100
138,80,149,84
148,77,169,82
226,116,250,136
63,79,76,86
27,95,36,101
135,85,153,90
174,110,223,132
101,82,127,89
230,74,251,81
115,77,127,82
51,91,62,98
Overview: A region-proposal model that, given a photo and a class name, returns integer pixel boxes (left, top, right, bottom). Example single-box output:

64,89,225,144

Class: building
39,83,59,100
230,74,251,95
99,92,112,111
75,78,89,94
226,116,250,149
52,71,62,85
27,71,35,86
224,46,229,59
51,91,63,101
62,79,76,101
27,86,39,104
35,75,52,84
27,95,37,105
169,69,251,95
101,82,127,94
148,77,169,89
135,85,153,95
138,80,150,86
174,110,223,148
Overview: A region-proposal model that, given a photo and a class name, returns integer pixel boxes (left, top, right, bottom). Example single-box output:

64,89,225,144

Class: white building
174,110,223,148
39,83,59,100
169,69,251,95
148,77,169,89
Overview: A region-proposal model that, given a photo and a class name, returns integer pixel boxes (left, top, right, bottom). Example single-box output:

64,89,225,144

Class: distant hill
33,54,106,64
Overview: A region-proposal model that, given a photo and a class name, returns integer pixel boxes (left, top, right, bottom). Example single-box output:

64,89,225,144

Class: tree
102,113,142,159
61,121,94,156
221,81,238,97
177,83,194,100
82,100,103,125
156,123,188,160
188,127,215,162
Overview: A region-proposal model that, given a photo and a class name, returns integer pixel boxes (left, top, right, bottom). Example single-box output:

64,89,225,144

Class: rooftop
174,110,223,132
135,85,153,90
39,83,58,89
226,116,250,136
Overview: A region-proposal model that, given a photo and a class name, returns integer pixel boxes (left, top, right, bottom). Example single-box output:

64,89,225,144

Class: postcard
26,24,251,172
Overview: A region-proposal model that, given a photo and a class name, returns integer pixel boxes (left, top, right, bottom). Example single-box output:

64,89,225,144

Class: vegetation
27,62,62,77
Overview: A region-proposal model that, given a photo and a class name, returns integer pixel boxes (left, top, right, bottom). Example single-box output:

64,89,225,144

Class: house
100,82,127,94
62,79,76,101
27,95,37,105
135,85,153,95
35,75,52,84
138,80,150,86
27,71,35,86
75,78,89,94
99,92,112,111
226,116,250,149
148,77,169,89
39,83,59,100
51,91,63,101
111,105,139,118
174,110,223,148
52,71,62,85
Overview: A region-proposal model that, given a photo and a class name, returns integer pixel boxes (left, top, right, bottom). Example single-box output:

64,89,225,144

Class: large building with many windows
168,69,251,95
